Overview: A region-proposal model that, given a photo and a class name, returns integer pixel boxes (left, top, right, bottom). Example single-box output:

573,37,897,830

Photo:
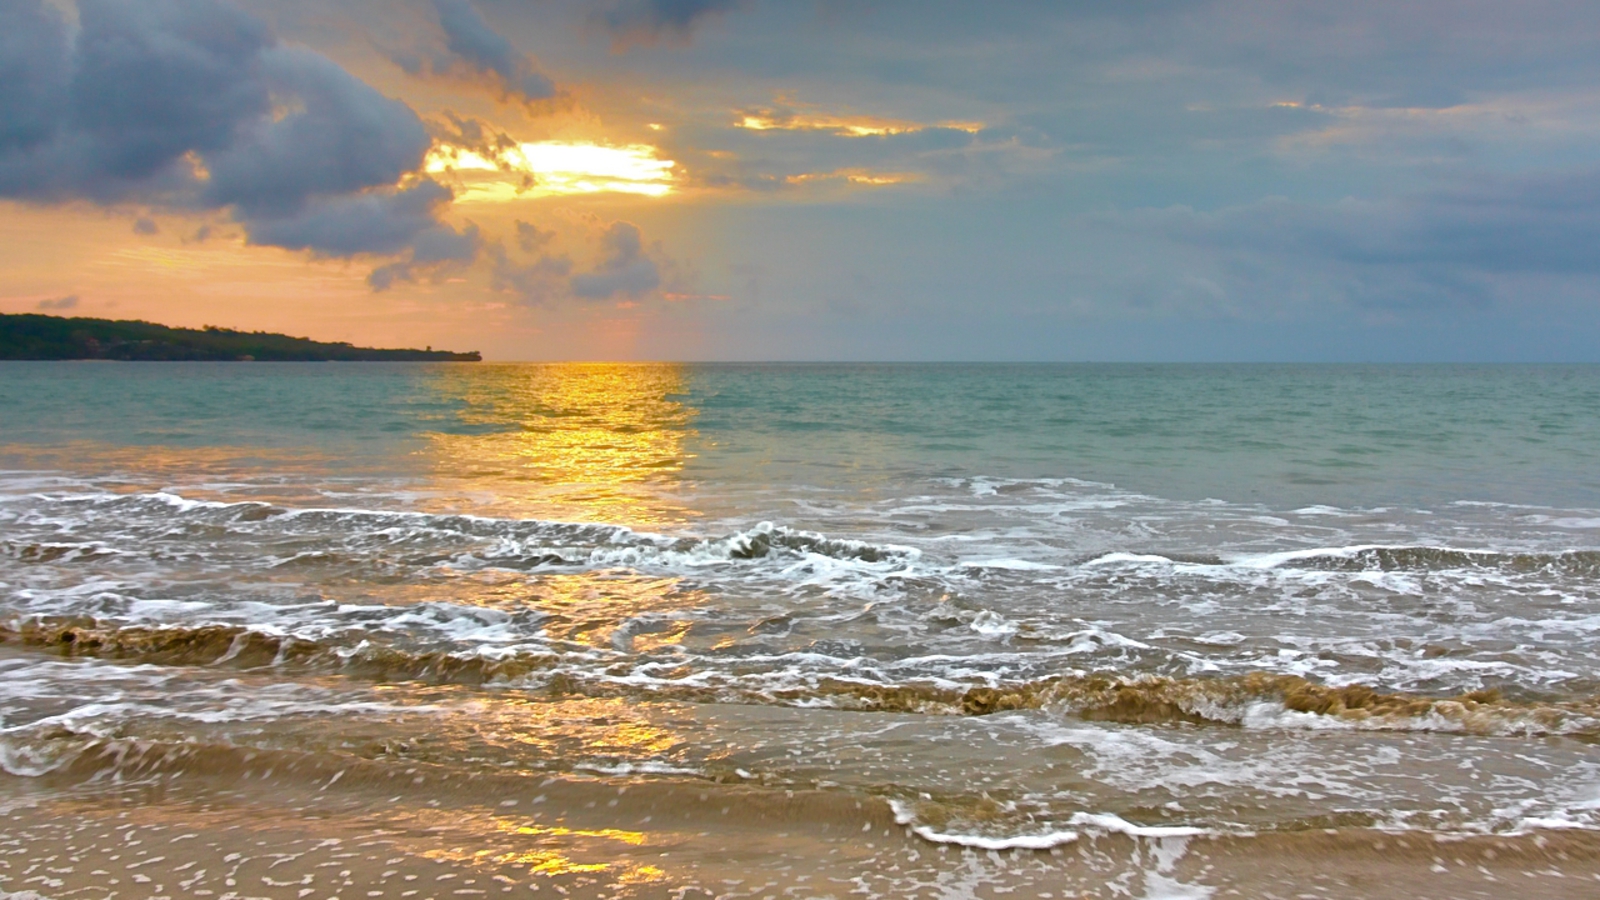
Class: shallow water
3,362,1600,897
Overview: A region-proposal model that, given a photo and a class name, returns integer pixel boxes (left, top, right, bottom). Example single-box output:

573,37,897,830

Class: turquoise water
5,362,1599,508
686,363,1600,508
3,361,1600,886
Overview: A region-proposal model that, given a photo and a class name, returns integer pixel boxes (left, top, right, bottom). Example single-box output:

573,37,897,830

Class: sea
2,362,1599,899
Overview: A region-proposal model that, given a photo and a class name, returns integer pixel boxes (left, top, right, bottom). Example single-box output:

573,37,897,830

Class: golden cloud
425,141,677,202
736,108,982,138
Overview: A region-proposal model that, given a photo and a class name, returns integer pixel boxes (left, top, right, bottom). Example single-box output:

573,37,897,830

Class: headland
0,313,480,361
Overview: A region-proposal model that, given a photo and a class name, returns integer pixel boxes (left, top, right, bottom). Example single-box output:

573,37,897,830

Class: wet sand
5,764,1600,900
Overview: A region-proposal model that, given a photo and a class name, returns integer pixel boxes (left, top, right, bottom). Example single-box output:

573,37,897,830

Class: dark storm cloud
594,0,745,47
73,0,278,184
0,0,448,267
0,1,71,160
392,0,555,104
0,0,273,202
202,47,430,218
570,222,662,299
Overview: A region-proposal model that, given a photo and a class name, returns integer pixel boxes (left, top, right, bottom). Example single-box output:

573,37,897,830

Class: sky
3,0,1600,361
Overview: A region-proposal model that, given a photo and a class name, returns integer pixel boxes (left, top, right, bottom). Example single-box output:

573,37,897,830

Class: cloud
394,0,556,105
1097,166,1600,313
487,220,670,304
249,180,455,256
490,244,574,303
673,112,1048,195
1138,168,1600,275
0,0,273,202
368,220,485,290
734,105,983,138
0,0,447,271
0,1,72,160
429,110,520,162
202,46,431,219
132,217,158,235
570,222,664,299
515,221,558,253
36,295,79,311
483,220,570,302
595,0,744,48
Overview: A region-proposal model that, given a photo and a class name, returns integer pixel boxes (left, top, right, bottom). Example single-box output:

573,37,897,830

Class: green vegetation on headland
0,314,481,361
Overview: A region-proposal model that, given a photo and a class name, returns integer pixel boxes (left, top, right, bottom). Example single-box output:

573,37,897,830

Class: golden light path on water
421,363,697,528
425,141,676,201
224,368,713,889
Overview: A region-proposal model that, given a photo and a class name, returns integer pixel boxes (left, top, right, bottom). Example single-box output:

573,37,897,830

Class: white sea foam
886,802,1211,856
958,558,1064,571
1292,505,1358,517
575,760,702,777
6,476,1600,847
968,610,1019,639
1067,813,1208,838
889,799,1081,849
1537,517,1600,529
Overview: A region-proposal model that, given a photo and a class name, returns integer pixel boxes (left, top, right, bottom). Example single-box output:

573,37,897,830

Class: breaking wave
6,618,1597,738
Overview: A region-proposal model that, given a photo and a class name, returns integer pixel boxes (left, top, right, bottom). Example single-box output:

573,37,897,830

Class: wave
3,618,562,686
960,672,1600,738
19,493,1600,590
887,798,1207,850
1080,543,1600,578
7,492,918,573
8,618,1598,738
1245,545,1600,576
0,539,124,564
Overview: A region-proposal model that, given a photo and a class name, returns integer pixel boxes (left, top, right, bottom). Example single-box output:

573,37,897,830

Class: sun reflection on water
422,363,696,528
497,821,647,846
420,829,659,880
523,573,699,651
491,696,686,759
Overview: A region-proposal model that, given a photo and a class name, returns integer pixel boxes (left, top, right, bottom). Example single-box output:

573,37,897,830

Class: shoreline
5,748,1600,900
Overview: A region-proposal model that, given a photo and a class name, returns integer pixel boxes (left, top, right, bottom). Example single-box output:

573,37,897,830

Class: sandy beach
7,765,1600,900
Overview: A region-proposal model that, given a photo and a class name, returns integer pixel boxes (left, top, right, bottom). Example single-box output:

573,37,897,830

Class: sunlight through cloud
737,111,983,137
785,169,919,187
426,141,676,201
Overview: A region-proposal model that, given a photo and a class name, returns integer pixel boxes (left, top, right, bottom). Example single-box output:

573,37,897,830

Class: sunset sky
4,0,1600,360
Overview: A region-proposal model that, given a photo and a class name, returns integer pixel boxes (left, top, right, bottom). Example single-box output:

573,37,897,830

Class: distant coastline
0,314,481,362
